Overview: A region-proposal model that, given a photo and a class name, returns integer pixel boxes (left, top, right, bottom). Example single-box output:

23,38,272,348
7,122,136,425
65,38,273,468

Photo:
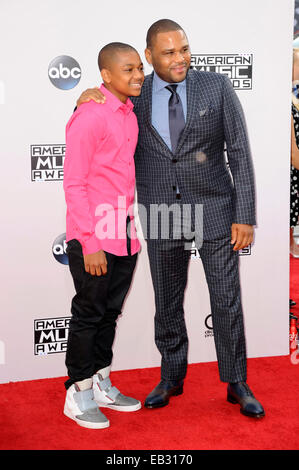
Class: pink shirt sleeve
63,107,104,255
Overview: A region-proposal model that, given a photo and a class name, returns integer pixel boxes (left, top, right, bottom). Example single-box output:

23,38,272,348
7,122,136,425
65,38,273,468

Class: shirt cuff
81,233,103,255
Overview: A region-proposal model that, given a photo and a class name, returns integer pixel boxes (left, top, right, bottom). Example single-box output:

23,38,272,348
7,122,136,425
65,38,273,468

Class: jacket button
176,193,181,200
172,158,178,163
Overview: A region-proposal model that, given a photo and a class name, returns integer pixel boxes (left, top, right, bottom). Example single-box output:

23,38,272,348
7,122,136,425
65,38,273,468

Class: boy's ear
144,48,153,66
101,68,111,83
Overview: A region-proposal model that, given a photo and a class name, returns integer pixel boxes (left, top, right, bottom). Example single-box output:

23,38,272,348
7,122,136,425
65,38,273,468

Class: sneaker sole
63,408,110,429
96,401,142,412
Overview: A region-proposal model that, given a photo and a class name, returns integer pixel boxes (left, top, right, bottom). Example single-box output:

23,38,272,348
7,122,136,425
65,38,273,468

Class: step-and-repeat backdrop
0,0,293,383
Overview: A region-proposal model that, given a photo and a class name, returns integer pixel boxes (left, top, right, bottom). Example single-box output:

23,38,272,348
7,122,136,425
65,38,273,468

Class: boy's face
102,51,144,103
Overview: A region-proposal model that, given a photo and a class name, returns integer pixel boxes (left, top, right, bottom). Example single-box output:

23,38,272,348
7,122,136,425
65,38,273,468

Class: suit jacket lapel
141,73,153,128
141,73,173,156
141,70,208,156
176,70,200,154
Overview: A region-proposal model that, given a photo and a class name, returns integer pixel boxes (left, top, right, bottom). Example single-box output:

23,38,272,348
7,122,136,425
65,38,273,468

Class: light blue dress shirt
151,72,187,151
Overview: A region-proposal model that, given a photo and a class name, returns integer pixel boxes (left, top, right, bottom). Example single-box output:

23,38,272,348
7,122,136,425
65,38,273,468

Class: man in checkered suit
77,19,265,418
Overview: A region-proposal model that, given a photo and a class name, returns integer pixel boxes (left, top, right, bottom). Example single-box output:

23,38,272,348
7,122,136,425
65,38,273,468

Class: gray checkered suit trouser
146,236,247,384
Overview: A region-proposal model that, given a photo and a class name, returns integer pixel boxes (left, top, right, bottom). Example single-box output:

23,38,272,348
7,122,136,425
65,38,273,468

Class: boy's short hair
98,42,138,70
146,19,184,48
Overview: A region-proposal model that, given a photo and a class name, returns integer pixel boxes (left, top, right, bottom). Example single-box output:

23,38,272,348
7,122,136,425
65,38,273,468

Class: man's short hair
98,42,138,70
146,19,185,48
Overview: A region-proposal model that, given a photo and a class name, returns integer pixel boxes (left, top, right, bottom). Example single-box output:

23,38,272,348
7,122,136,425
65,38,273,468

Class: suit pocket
190,109,222,142
197,105,215,118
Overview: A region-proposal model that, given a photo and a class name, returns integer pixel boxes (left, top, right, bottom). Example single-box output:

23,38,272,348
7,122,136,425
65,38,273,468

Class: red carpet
0,356,299,450
291,255,299,314
0,257,298,451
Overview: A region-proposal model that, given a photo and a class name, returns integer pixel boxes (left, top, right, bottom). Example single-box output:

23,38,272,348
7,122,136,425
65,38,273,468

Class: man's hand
76,87,106,108
231,223,254,251
83,250,107,276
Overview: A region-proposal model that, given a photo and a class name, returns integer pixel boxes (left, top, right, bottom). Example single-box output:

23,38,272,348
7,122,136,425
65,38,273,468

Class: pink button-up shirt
63,85,140,256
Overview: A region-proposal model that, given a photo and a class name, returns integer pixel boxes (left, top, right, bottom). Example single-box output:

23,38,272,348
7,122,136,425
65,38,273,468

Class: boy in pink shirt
63,43,144,429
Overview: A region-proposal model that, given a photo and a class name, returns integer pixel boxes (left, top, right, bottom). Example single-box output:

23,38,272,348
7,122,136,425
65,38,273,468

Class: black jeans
64,238,137,389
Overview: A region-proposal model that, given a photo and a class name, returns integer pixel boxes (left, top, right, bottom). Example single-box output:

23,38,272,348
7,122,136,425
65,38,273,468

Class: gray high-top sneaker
64,383,110,429
93,367,141,412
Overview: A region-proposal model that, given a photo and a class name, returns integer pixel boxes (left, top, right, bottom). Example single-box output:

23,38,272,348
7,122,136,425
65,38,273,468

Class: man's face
145,30,191,83
102,50,144,102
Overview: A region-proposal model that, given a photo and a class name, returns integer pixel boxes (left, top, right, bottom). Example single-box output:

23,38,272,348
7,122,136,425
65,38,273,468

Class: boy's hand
84,250,107,276
231,223,254,251
77,87,106,108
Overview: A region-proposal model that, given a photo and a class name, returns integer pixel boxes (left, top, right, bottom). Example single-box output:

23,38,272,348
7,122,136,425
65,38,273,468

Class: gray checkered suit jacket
132,69,255,242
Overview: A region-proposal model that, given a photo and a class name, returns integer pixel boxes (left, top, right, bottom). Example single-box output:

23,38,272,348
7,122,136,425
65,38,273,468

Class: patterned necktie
165,84,185,153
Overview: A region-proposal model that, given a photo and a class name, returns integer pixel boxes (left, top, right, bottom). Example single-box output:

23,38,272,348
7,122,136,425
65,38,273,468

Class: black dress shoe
227,382,265,418
144,379,184,408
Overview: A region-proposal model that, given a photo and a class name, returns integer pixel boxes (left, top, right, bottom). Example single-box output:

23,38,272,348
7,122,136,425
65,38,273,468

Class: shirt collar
153,71,187,93
100,84,134,114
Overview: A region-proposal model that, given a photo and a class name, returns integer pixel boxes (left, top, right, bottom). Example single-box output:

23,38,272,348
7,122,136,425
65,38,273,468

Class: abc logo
204,314,213,330
48,55,81,90
52,233,69,265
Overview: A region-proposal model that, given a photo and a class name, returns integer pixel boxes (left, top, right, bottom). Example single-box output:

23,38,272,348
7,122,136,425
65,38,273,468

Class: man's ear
101,68,111,83
144,48,153,66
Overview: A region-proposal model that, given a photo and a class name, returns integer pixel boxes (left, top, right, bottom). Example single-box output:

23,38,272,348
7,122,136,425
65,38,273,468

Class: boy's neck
103,83,128,104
